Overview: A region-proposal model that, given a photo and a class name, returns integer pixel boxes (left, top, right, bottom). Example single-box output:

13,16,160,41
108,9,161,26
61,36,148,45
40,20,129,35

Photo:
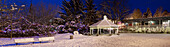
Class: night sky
15,0,170,14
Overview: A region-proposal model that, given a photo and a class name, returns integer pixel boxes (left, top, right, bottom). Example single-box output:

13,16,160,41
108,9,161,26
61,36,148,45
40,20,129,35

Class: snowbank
0,33,170,47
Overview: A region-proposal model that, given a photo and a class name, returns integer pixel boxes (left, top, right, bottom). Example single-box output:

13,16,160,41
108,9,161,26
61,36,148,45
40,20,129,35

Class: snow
0,33,170,47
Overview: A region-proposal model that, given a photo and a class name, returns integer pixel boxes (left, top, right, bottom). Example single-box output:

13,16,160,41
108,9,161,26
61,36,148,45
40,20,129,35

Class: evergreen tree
83,0,100,25
59,0,84,22
59,0,86,33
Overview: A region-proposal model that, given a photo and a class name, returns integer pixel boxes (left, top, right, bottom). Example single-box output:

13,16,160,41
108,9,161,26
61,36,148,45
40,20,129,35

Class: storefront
123,16,170,27
162,20,170,27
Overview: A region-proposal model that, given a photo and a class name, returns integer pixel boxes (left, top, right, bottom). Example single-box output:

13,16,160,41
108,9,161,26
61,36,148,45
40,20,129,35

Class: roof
89,15,118,28
123,16,170,22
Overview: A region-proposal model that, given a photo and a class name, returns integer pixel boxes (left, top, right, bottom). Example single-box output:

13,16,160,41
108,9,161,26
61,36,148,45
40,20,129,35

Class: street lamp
10,3,25,40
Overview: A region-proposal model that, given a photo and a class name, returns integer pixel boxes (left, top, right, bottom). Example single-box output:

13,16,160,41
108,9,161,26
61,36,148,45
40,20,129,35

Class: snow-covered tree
59,0,84,22
0,0,59,37
58,0,89,33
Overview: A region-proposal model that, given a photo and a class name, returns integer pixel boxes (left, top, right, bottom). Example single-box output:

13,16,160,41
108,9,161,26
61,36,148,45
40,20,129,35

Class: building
123,16,170,33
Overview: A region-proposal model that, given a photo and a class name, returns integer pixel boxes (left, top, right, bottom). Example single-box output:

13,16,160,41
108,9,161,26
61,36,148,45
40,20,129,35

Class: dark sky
128,0,170,13
16,0,170,13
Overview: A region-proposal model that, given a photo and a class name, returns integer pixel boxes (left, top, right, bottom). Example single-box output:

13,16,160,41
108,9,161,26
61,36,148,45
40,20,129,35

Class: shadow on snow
0,41,49,46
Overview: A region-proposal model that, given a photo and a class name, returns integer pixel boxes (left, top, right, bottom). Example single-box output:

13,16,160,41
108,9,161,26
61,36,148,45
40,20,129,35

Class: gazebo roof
89,15,118,28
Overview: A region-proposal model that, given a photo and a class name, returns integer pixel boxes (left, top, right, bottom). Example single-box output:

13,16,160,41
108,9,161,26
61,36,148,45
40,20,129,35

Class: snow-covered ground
0,33,170,47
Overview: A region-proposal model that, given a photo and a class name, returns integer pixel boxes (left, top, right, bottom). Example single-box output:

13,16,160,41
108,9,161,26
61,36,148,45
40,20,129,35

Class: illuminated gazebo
89,15,119,35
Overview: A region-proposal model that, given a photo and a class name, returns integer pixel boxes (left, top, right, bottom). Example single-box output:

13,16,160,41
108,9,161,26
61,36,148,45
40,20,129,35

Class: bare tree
0,0,27,39
162,10,168,16
153,7,163,17
132,8,142,19
100,0,130,21
143,8,152,18
36,4,59,25
0,0,7,30
27,1,59,25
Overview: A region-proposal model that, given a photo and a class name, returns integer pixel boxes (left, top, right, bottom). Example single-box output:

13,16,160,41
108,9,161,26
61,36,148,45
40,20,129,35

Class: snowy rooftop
89,15,118,28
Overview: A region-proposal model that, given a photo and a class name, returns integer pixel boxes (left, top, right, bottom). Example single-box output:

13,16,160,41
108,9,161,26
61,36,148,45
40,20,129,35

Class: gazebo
89,15,119,35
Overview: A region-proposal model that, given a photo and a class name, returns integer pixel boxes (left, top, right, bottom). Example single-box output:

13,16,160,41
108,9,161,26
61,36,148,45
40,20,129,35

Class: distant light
151,21,153,23
11,7,15,10
122,23,125,26
149,21,154,23
135,22,137,24
21,5,25,7
125,23,128,25
11,5,13,7
14,5,17,6
14,8,18,10
14,3,17,6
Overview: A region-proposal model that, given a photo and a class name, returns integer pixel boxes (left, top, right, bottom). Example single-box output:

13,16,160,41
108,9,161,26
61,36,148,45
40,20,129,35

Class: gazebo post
140,21,142,29
92,29,93,34
109,28,111,34
100,28,101,34
115,28,119,34
97,28,99,35
159,20,161,27
90,28,91,35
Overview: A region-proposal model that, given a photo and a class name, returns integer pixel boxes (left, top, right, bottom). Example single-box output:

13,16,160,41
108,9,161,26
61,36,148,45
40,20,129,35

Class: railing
125,25,170,33
128,25,169,28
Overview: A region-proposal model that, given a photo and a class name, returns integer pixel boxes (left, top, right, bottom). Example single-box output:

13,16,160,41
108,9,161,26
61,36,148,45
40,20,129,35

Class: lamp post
10,3,25,40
